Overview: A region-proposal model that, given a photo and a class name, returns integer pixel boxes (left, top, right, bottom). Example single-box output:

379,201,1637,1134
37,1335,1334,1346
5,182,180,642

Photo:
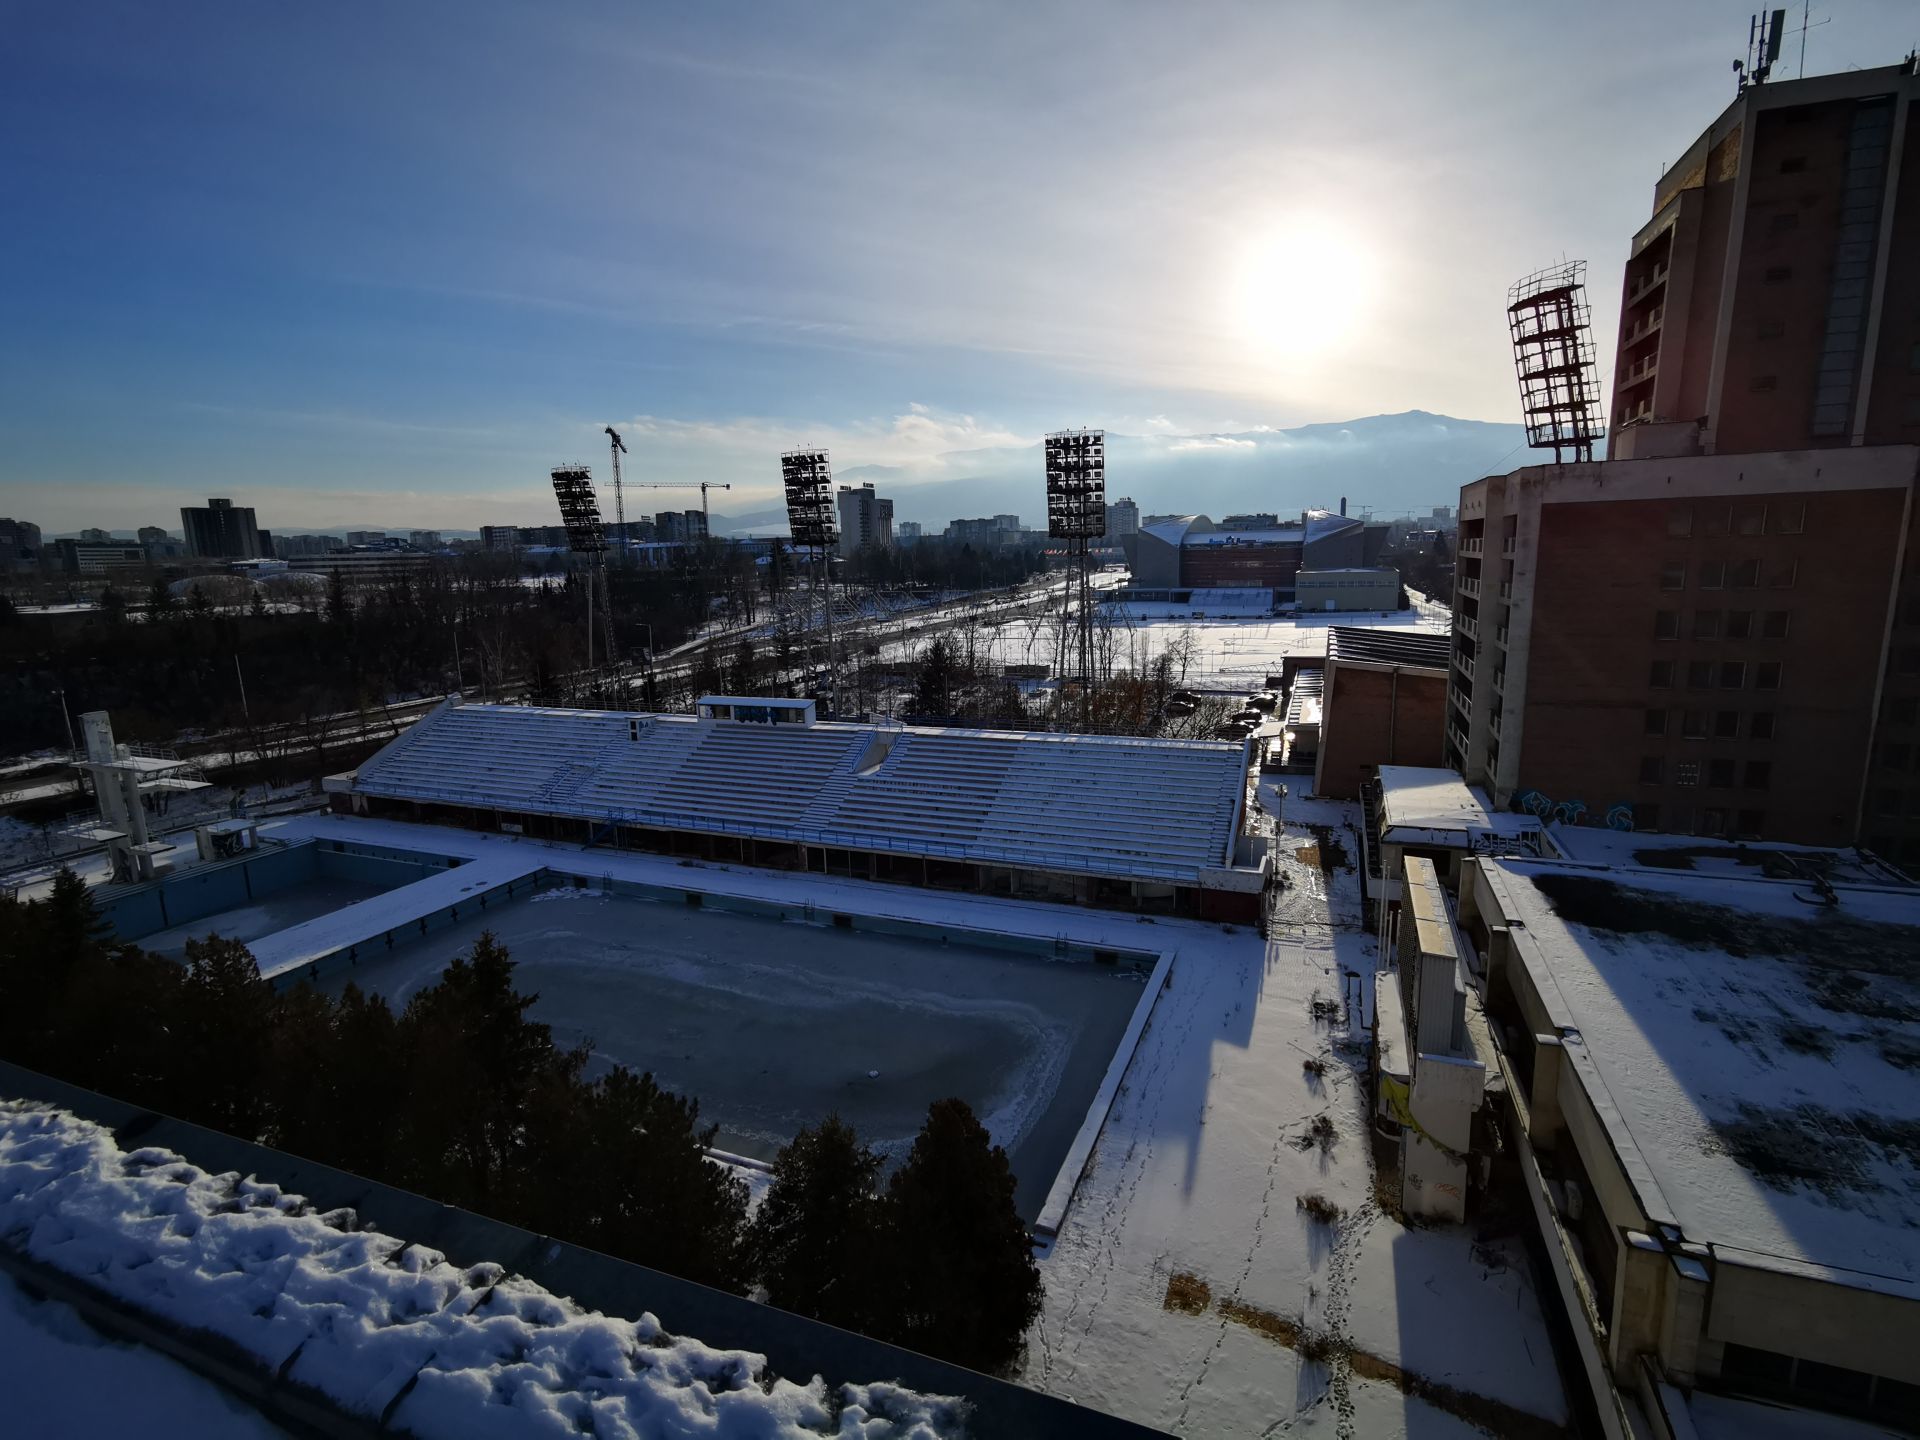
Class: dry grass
1296,1192,1345,1225
1162,1270,1212,1316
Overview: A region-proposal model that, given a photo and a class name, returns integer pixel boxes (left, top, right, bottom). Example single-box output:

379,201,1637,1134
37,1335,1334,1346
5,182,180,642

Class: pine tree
172,935,276,1138
147,576,177,618
913,637,954,717
875,1098,1042,1374
748,1114,883,1329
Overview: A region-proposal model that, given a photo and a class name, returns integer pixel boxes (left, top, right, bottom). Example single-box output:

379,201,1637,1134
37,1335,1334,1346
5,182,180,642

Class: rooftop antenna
1733,9,1786,92
604,426,628,567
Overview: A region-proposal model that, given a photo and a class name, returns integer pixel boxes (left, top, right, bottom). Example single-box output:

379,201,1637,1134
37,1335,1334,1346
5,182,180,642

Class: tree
875,1099,1041,1374
171,935,277,1137
912,637,954,718
98,586,126,624
147,576,178,619
188,582,214,621
748,1114,883,1329
250,588,268,620
325,568,352,626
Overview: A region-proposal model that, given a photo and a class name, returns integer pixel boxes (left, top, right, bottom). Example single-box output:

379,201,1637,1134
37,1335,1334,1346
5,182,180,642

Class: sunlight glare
1232,217,1377,364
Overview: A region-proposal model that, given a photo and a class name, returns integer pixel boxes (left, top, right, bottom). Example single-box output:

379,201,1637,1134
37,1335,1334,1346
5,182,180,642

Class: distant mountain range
713,410,1584,535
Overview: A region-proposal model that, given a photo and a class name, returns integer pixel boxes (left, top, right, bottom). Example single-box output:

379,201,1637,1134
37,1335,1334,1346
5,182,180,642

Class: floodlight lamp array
1044,429,1107,540
781,448,838,547
550,465,607,554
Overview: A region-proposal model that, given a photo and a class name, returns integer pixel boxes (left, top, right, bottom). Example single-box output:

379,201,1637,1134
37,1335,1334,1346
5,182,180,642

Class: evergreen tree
912,637,954,717
188,582,214,620
171,935,276,1138
250,588,268,620
325,568,352,626
748,1114,883,1329
146,576,177,618
876,1098,1042,1374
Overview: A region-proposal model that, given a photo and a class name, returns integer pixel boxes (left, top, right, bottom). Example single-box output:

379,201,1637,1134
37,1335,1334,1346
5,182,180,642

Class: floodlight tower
605,426,628,565
550,463,615,682
781,448,838,713
1506,263,1606,464
1045,429,1106,731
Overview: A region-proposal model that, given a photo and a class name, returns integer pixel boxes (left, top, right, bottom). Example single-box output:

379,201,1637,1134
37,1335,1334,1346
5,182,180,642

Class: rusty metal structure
1507,262,1606,464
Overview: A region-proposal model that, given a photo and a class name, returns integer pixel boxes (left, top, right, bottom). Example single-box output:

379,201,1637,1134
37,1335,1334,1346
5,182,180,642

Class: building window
1699,807,1729,836
1676,760,1701,786
1640,756,1665,784
1645,708,1670,736
1682,710,1709,739
1756,661,1783,690
1649,659,1674,688
1745,760,1772,790
1735,504,1767,536
1654,610,1680,639
1659,560,1686,590
1891,697,1919,725
1730,558,1761,588
1883,742,1911,771
1748,375,1777,393
1750,711,1777,741
1715,710,1741,738
1900,649,1920,677
1736,809,1766,835
1763,266,1793,283
1772,501,1806,534
1698,559,1726,589
1666,506,1693,538
1762,610,1790,639
1708,758,1736,788
1726,610,1754,639
1767,559,1797,589
1633,803,1662,830
1705,505,1733,538
1720,661,1747,689
1693,610,1722,640
1878,788,1904,817
1688,660,1714,688
1756,319,1785,339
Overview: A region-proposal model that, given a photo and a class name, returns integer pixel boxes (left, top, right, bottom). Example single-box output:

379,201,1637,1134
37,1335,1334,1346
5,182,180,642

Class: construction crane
604,426,628,565
633,480,732,535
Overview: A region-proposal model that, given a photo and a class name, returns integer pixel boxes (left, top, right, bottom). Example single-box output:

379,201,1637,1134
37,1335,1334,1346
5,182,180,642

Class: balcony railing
1457,575,1480,598
1456,650,1475,681
1460,536,1483,556
1460,614,1479,640
1501,536,1516,556
1495,626,1510,648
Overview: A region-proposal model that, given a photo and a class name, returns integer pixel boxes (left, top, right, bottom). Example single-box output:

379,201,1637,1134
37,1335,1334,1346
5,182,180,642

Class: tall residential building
895,521,922,544
408,530,442,549
835,484,894,557
1609,58,1920,459
654,510,707,544
180,498,263,560
136,526,169,545
345,530,387,547
1105,496,1140,540
78,527,113,543
479,526,520,552
0,517,42,558
1448,445,1920,847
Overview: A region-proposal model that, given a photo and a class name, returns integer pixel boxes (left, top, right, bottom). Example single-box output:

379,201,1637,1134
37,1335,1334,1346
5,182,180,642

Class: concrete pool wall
96,838,456,944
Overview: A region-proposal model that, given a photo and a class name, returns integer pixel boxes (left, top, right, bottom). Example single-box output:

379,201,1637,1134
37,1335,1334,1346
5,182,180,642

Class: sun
1231,216,1377,364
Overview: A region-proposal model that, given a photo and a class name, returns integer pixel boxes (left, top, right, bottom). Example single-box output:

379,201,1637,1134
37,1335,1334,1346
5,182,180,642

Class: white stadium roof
353,703,1253,885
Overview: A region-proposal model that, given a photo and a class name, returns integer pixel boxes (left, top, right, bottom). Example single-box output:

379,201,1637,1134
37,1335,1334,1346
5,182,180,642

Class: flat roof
1376,766,1541,846
1328,627,1450,670
1545,824,1913,889
1480,858,1920,1298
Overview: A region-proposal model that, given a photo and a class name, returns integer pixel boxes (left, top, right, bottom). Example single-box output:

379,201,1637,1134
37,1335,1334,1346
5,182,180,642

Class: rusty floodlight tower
551,463,616,678
781,448,839,713
1045,428,1106,731
1507,262,1607,464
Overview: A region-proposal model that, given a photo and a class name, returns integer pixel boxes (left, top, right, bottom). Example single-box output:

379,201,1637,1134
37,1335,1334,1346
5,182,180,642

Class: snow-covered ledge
0,1100,964,1439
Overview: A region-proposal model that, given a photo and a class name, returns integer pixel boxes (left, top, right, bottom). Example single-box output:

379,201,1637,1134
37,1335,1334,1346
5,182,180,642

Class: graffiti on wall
1513,789,1635,832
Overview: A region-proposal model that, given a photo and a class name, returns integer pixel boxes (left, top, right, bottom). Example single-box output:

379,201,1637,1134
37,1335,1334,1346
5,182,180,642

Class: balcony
1621,308,1665,346
1490,708,1504,736
1501,535,1516,556
1495,625,1510,648
1460,536,1483,557
1457,575,1480,599
1492,667,1506,692
1625,265,1669,307
1498,579,1513,600
1460,614,1479,640
1455,649,1476,682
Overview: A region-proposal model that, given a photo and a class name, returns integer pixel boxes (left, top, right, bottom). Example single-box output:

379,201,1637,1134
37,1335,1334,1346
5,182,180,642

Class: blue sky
3,2,1916,531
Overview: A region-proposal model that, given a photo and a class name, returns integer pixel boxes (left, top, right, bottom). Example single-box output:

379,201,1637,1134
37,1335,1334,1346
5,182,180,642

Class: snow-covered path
1022,796,1566,1438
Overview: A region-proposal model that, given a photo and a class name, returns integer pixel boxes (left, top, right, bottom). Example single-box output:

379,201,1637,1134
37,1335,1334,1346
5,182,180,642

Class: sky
2,1,1916,533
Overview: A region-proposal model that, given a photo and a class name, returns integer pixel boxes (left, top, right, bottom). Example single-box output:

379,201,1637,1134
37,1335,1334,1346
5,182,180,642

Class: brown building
1449,446,1920,846
1609,59,1920,460
1314,627,1450,800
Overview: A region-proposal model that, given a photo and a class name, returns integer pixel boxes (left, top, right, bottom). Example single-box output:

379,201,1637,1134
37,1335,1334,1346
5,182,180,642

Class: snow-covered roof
1183,527,1302,546
1478,858,1920,1298
354,703,1252,884
1139,515,1209,546
1544,824,1913,889
1376,766,1540,848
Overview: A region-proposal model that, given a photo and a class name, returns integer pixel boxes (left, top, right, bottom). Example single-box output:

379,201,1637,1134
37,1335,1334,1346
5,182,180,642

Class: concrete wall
1294,569,1400,612
1312,662,1447,800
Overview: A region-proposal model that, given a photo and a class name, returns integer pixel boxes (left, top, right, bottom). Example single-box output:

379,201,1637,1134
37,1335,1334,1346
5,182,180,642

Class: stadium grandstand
332,698,1270,920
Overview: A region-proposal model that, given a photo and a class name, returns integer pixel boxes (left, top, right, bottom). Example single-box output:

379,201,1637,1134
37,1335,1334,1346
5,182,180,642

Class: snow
1480,859,1920,1298
1688,1390,1911,1439
0,1101,966,1438
1376,766,1540,847
0,1270,284,1439
1543,824,1911,887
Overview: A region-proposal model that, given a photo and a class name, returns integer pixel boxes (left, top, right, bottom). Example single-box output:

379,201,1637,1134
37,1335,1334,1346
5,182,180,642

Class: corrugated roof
1327,626,1451,669
353,703,1253,884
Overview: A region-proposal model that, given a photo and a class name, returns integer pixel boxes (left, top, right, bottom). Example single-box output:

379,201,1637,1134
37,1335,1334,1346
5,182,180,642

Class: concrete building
654,510,707,544
135,526,169,545
1313,628,1450,800
180,498,262,561
1295,567,1401,612
835,484,894,557
895,520,922,544
1459,854,1920,1438
479,525,520,552
946,517,1003,546
275,533,344,558
0,517,42,565
55,540,148,575
78,526,114,543
1105,496,1140,541
345,531,387,547
1609,59,1920,462
408,530,443,550
1450,445,1920,846
288,552,433,583
1128,510,1388,601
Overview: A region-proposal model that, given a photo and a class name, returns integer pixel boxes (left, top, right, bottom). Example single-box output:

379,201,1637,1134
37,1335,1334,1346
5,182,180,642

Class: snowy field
316,891,1149,1220
138,876,396,957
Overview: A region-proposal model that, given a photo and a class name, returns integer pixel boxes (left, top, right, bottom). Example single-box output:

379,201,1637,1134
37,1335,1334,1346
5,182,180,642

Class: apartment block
1448,446,1920,846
